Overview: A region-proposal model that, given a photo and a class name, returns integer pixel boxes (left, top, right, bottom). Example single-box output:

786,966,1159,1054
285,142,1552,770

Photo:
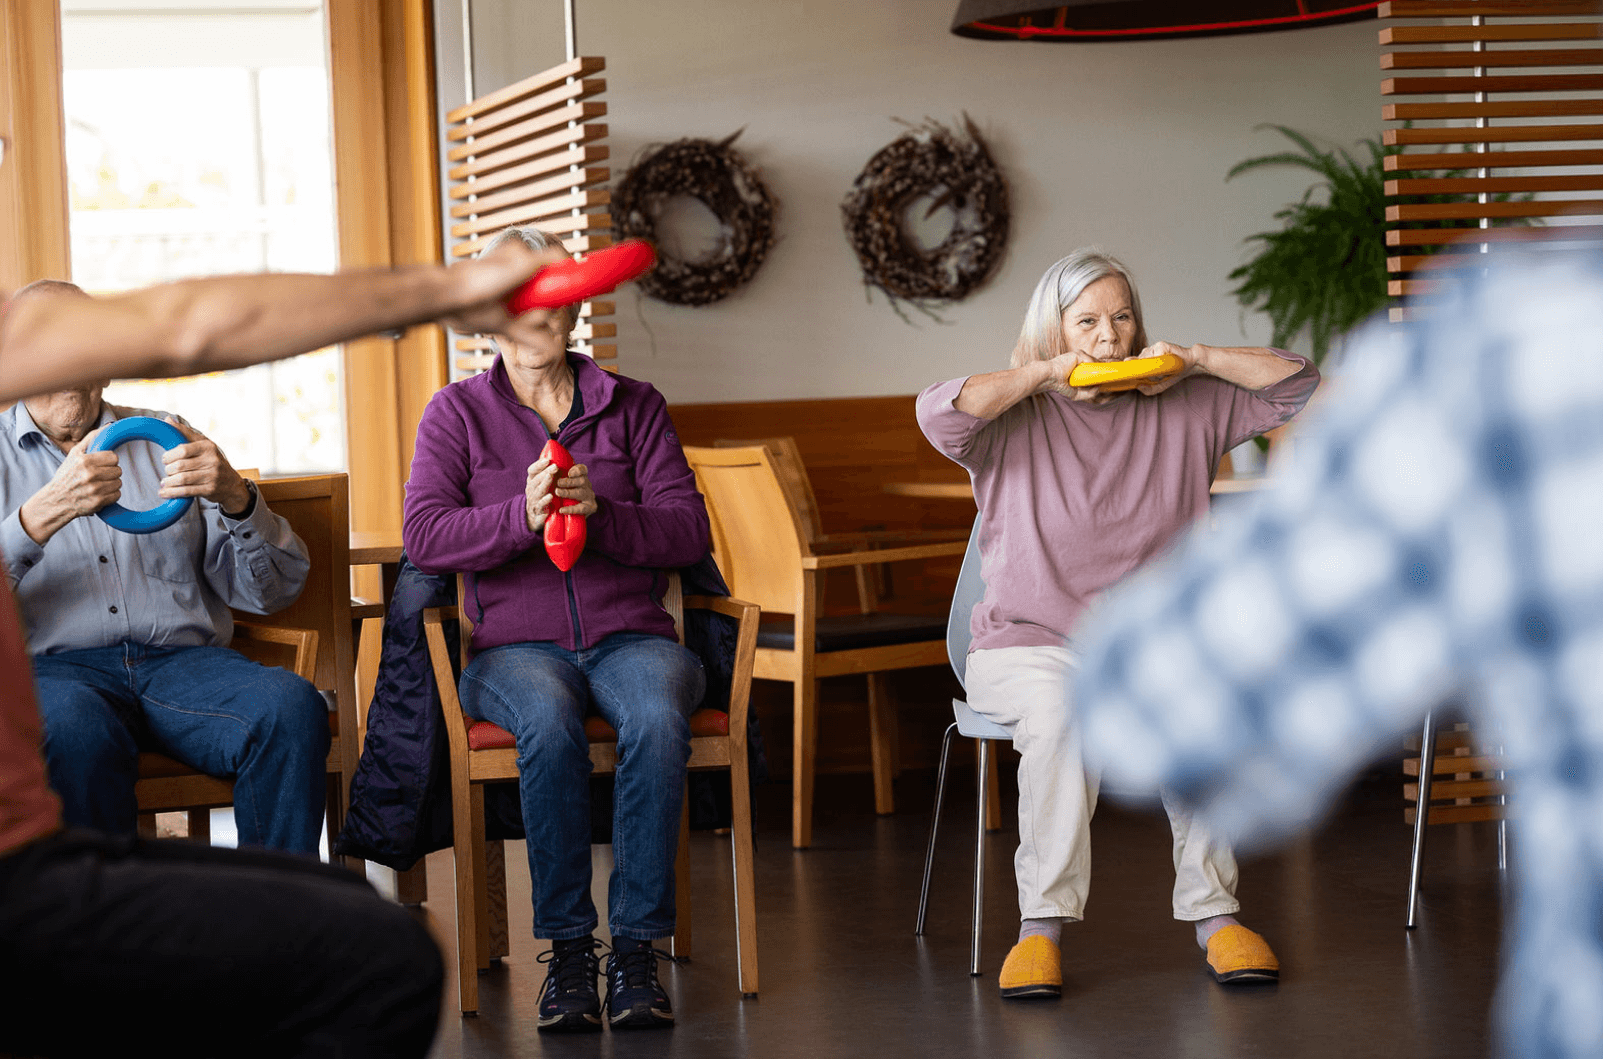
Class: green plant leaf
1225,125,1537,365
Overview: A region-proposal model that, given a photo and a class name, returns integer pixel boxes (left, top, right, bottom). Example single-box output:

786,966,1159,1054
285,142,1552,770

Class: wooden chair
134,474,360,856
683,445,967,849
423,573,760,1014
134,623,319,840
712,435,969,612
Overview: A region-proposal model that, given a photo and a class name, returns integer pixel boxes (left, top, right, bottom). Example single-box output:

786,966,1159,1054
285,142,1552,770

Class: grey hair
12,279,87,301
483,224,565,257
1009,248,1147,368
481,224,577,334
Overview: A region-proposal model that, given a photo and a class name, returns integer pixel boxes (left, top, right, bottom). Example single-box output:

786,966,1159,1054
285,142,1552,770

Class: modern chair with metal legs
1406,711,1437,930
915,517,1015,975
1406,711,1509,928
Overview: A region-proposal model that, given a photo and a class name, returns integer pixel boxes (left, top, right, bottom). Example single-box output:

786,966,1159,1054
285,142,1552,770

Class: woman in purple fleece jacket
403,226,708,1033
916,248,1319,1001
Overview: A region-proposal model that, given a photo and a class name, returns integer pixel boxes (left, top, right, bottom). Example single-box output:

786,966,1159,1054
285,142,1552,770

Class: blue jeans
33,642,330,854
460,632,705,941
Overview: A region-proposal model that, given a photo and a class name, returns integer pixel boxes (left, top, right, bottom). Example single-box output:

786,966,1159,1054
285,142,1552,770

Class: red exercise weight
541,439,587,572
504,240,657,317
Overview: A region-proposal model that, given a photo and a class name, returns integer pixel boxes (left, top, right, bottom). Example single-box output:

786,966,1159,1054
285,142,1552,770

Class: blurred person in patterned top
1074,250,1603,1059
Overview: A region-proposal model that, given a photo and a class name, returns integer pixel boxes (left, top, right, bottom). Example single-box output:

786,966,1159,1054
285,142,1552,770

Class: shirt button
242,531,253,540
99,555,108,563
108,605,118,614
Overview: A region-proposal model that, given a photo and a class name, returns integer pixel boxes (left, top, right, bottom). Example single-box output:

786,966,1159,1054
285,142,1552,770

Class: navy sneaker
536,937,603,1032
604,938,676,1029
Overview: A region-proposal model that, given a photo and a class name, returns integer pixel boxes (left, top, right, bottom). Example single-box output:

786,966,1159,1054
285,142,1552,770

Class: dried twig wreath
612,131,776,306
841,115,1010,321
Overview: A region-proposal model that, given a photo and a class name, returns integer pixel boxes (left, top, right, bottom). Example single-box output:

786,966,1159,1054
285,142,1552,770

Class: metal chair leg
970,737,989,977
1407,710,1436,929
1494,729,1509,875
917,722,958,935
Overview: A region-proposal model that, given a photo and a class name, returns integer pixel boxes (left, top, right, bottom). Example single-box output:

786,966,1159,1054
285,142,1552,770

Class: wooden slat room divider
1381,0,1603,317
1374,1,1588,826
443,55,616,377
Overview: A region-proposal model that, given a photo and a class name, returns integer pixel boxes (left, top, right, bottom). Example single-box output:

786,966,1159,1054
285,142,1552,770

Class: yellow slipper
998,935,1062,999
1205,925,1280,984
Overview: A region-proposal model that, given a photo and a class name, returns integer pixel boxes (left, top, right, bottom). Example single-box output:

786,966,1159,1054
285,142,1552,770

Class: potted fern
1226,125,1529,366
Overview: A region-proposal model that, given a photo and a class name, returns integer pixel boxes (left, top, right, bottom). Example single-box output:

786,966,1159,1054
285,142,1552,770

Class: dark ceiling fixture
951,1,1380,42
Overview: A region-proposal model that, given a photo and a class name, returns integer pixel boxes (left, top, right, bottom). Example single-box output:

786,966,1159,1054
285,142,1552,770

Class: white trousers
965,645,1241,922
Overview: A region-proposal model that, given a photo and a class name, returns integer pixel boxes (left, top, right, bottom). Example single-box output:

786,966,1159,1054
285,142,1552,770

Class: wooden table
882,482,976,500
884,477,1269,500
350,530,403,710
350,529,403,614
350,530,402,568
1208,476,1269,495
348,529,402,703
348,529,403,729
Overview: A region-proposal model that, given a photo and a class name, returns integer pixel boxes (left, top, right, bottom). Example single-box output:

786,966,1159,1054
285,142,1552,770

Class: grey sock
1195,914,1240,949
1018,917,1064,946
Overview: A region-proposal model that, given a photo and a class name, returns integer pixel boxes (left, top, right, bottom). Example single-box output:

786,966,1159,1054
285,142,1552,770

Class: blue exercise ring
89,416,194,534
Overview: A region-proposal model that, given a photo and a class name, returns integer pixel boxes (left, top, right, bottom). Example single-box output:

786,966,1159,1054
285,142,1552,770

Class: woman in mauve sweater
916,248,1319,1000
403,226,708,1034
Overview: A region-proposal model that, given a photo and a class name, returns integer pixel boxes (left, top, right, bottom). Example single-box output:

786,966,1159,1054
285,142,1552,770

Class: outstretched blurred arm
0,242,562,402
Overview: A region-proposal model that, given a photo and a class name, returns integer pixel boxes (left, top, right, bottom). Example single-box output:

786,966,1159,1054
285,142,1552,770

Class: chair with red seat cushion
465,709,732,752
423,572,760,1014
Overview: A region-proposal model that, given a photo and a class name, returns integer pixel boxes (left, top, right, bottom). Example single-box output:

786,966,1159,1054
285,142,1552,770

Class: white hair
482,224,565,257
1010,248,1147,368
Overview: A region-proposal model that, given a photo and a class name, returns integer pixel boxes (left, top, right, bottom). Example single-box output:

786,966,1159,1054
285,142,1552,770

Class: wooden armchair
134,623,319,839
422,573,760,1014
683,445,967,849
712,435,968,610
134,474,359,857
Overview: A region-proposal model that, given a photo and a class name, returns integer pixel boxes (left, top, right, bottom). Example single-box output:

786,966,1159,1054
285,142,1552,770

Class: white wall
460,0,1381,404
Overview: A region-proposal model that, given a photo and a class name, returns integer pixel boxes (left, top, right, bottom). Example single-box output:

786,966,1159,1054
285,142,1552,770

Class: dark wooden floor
417,766,1505,1059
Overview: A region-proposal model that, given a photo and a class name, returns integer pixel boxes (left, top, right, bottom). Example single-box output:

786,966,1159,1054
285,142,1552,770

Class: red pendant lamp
952,1,1379,42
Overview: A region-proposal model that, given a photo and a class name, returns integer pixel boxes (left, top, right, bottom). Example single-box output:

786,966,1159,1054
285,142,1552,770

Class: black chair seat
756,612,948,653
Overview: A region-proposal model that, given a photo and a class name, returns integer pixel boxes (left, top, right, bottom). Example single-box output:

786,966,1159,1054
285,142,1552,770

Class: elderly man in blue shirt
0,280,326,853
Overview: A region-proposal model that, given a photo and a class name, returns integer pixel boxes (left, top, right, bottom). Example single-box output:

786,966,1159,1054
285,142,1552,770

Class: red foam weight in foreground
541,439,587,572
504,240,657,316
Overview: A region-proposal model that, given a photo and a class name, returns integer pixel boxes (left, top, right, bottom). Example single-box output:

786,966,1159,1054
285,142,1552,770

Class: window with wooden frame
1,0,446,559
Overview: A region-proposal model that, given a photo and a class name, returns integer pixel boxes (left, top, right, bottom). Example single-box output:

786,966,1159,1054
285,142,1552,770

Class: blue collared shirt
0,401,310,655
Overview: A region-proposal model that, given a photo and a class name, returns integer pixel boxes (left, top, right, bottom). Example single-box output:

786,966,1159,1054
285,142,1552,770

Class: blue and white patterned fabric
1072,252,1603,1059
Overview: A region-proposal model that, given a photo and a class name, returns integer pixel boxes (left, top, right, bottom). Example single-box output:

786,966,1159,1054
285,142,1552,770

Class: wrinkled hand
524,455,597,534
18,427,121,544
443,240,571,336
159,417,251,513
1133,341,1202,396
525,457,559,533
1041,350,1115,404
553,462,597,517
